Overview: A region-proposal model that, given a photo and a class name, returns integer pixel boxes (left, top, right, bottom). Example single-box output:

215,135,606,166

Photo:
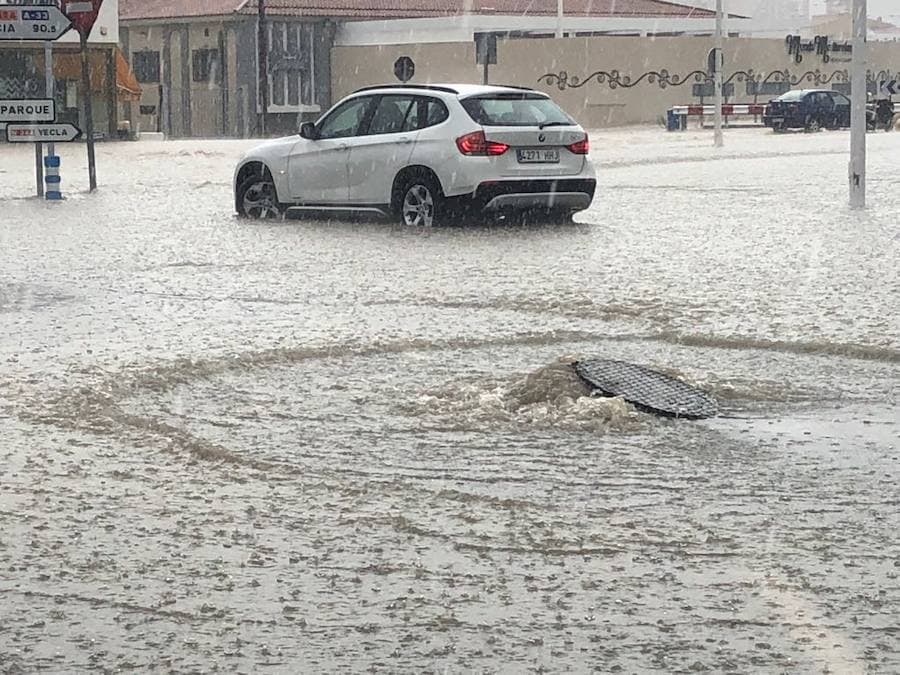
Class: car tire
772,121,785,133
804,115,821,132
397,173,445,227
236,172,284,220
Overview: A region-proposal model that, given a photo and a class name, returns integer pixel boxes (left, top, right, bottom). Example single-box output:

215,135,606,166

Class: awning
51,48,142,102
115,49,142,102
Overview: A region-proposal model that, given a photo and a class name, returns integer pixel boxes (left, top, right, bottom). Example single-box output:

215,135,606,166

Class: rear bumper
467,178,597,213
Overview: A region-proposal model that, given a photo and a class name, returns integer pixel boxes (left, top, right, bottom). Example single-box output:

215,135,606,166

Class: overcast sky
811,0,897,16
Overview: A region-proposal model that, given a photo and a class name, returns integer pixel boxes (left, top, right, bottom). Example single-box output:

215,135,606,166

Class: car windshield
461,93,575,126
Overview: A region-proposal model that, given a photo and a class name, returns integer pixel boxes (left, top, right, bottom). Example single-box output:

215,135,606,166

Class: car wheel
773,122,785,133
399,174,444,227
804,115,821,132
825,114,840,130
237,173,284,219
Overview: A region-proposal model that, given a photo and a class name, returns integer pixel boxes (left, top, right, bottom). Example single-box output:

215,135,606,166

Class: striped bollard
44,154,63,200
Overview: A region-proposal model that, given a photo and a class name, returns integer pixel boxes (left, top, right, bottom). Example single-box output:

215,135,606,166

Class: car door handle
397,137,413,144
338,143,350,152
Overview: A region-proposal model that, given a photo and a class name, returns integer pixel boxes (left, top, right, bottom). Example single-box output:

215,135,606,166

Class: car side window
831,93,850,107
367,96,416,136
425,99,449,127
816,93,833,111
399,97,450,132
317,97,373,140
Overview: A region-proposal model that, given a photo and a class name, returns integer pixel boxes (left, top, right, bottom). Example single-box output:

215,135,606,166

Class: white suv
234,84,596,226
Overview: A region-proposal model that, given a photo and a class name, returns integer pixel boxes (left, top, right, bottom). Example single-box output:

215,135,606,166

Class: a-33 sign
0,4,73,40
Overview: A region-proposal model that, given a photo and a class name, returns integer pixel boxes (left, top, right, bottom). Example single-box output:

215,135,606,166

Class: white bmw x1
234,83,596,226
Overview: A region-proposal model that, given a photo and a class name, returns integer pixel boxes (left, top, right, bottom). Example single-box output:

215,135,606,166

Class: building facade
119,0,734,138
120,1,334,138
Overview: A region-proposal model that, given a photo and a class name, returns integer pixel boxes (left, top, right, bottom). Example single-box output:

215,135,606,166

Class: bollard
44,154,63,200
666,109,679,132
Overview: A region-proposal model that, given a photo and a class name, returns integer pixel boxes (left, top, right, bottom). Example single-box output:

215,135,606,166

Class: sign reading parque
0,99,56,122
0,4,72,41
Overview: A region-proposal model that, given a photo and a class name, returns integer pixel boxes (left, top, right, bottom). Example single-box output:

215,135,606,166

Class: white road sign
0,5,73,41
0,99,56,123
5,123,82,142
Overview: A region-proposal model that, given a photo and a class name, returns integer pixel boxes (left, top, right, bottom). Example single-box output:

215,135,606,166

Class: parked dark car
763,89,851,132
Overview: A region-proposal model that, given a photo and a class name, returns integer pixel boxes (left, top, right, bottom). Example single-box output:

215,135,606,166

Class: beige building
333,35,900,128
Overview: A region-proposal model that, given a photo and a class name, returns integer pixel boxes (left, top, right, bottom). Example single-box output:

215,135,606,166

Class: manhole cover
573,359,718,419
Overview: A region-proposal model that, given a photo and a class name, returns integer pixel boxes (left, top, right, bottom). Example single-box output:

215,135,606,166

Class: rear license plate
517,148,560,164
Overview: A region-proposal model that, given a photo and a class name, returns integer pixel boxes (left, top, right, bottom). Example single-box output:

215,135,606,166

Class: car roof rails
492,84,537,92
352,84,460,95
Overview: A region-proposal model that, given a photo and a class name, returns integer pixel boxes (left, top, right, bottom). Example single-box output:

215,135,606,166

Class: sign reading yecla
6,123,82,142
786,35,853,64
0,99,56,122
0,4,73,40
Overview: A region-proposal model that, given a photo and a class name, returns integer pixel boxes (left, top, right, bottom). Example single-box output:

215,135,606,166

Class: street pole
556,0,563,39
849,0,867,209
79,31,97,191
257,0,268,137
45,40,54,163
44,38,63,199
713,0,724,148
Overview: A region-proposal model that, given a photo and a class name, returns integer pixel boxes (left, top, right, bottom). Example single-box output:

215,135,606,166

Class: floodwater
1,127,898,672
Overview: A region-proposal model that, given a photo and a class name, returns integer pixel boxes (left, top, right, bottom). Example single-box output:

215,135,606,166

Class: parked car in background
234,84,596,226
763,89,851,132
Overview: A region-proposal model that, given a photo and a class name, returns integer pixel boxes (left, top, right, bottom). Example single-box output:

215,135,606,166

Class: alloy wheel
242,180,282,219
402,184,435,227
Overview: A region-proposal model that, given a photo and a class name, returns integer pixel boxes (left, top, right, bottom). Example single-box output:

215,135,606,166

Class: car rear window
461,93,574,127
776,90,806,102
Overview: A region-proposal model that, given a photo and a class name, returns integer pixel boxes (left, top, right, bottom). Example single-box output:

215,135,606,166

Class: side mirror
299,122,317,139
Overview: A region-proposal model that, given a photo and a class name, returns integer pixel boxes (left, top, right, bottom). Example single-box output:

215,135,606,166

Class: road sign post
44,39,61,199
78,30,97,190
60,0,104,191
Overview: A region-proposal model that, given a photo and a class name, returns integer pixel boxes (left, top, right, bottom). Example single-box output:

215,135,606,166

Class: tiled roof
122,0,716,21
121,0,244,21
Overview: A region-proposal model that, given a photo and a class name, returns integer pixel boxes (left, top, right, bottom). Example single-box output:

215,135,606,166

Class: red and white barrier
671,104,767,116
667,103,768,131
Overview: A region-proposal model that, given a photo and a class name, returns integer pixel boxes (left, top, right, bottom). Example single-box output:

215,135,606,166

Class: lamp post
556,0,563,39
849,0,867,209
713,0,724,148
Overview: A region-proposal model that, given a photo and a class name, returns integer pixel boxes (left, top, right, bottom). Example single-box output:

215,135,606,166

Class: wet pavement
1,126,898,672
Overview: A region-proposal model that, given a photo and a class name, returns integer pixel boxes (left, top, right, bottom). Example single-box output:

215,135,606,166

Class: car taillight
567,136,590,155
456,131,509,156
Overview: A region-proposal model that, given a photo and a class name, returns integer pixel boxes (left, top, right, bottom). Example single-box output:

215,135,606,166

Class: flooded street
1,127,898,672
